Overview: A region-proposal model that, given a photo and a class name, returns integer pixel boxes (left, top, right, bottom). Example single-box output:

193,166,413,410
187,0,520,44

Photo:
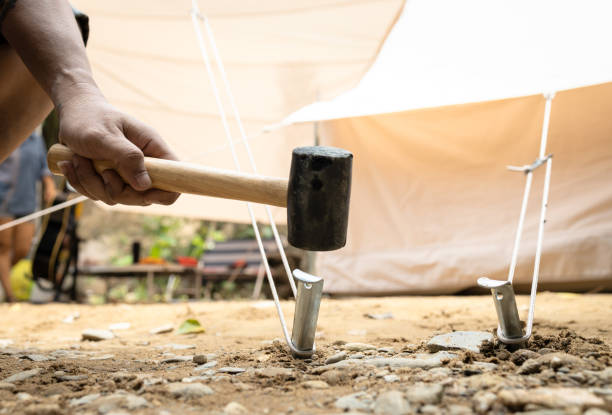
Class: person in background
0,133,56,302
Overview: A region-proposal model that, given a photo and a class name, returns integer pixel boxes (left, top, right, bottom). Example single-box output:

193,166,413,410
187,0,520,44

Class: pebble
373,390,410,415
321,369,347,386
301,380,329,389
17,392,33,401
384,374,400,383
58,374,89,382
344,342,377,352
363,351,456,369
4,368,41,383
194,361,218,371
498,387,604,409
95,393,150,413
0,382,15,391
181,376,209,383
90,354,115,361
325,351,347,364
160,356,193,364
82,329,115,341
349,353,365,359
193,354,207,364
218,367,246,374
22,354,55,362
149,324,174,334
335,392,374,411
167,382,214,398
254,367,293,378
406,382,444,404
427,331,494,353
365,312,394,320
511,349,540,366
224,401,248,415
70,393,101,406
24,404,62,415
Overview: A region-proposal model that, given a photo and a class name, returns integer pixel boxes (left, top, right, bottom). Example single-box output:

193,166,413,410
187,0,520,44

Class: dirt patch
0,293,610,414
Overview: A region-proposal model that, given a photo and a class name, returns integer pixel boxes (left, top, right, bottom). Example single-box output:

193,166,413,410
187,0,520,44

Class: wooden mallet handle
47,144,288,207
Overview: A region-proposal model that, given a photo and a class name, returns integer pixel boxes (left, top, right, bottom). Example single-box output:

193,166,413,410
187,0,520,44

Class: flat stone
384,374,400,383
195,361,218,371
427,331,494,353
363,351,456,369
95,393,150,413
90,354,115,361
325,351,347,364
254,367,293,378
182,376,209,383
58,374,88,382
365,312,394,320
498,387,605,409
160,355,193,364
344,342,377,352
218,367,246,374
374,390,410,415
82,329,115,341
349,353,365,359
167,382,214,398
4,368,41,383
24,404,62,415
224,401,248,415
70,393,101,406
406,383,444,404
193,354,207,364
335,392,373,411
511,349,540,366
22,354,55,362
0,382,15,391
150,324,174,334
166,343,196,350
301,380,329,389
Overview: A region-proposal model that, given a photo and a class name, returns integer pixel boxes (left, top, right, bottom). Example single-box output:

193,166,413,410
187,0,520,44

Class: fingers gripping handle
47,144,288,207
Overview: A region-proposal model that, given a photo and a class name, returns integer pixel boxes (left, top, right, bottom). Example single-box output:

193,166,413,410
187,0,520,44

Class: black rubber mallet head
47,144,353,251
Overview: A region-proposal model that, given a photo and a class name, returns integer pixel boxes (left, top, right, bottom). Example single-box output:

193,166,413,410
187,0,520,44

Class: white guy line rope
190,2,297,350
0,195,87,232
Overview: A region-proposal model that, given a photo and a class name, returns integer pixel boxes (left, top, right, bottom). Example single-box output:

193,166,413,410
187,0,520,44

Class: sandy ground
0,293,610,414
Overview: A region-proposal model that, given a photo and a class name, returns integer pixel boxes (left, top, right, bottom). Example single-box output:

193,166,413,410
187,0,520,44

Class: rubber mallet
47,144,352,251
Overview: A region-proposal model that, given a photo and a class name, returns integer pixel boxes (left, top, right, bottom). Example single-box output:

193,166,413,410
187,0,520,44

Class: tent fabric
70,0,404,222
285,0,612,124
317,83,612,294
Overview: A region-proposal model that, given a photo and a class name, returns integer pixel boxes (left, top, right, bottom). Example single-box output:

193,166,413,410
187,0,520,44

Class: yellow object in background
10,259,33,301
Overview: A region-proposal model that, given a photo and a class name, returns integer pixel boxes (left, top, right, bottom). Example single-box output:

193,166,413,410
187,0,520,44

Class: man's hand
56,90,180,206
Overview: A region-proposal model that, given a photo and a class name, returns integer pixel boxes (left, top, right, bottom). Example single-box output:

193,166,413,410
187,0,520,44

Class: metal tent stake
290,269,324,357
478,93,555,345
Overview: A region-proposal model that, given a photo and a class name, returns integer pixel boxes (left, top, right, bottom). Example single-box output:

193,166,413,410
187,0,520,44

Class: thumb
110,136,152,191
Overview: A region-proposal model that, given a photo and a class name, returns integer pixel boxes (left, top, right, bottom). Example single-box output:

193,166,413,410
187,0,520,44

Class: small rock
498,387,604,409
218,367,245,374
195,361,217,371
384,374,400,382
365,312,394,320
167,382,214,398
335,392,373,411
224,401,248,415
325,351,347,365
150,324,174,335
160,356,193,364
378,347,396,354
181,376,209,383
0,382,15,391
82,329,115,341
58,374,88,382
254,367,293,378
344,342,377,352
302,380,329,389
90,354,115,361
24,404,62,415
427,331,494,353
4,368,41,383
349,353,365,359
16,392,33,401
406,383,444,404
22,354,55,362
321,369,346,386
70,393,101,406
374,390,410,415
193,355,207,364
363,351,456,369
95,393,150,413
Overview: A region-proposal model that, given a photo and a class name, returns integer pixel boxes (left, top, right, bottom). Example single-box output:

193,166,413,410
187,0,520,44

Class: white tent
283,0,612,293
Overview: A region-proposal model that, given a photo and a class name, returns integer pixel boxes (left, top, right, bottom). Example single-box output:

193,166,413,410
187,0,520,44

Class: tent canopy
71,0,404,222
284,0,612,124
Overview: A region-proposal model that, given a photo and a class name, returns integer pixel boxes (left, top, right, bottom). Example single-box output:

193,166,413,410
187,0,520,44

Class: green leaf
177,318,205,335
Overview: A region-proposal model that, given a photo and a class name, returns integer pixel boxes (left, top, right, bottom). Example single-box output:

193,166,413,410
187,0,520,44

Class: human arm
0,0,179,206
